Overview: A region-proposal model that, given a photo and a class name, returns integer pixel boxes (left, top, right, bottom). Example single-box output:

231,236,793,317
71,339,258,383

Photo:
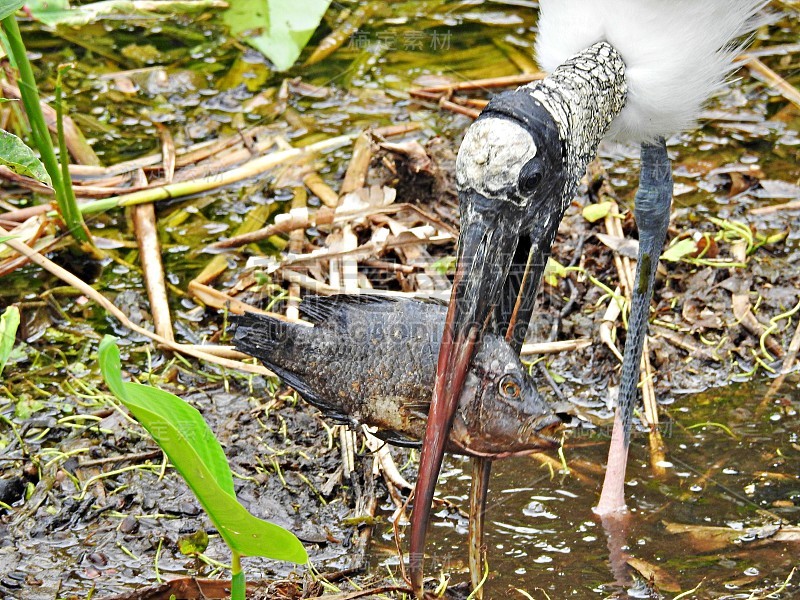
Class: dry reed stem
259,228,454,270
520,338,592,356
749,199,800,215
158,125,176,184
82,134,355,212
131,172,174,343
740,55,800,110
303,172,339,208
207,201,445,252
286,187,307,320
410,72,545,95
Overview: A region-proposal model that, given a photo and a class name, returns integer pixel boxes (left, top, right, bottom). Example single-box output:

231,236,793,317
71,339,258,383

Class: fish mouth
526,413,567,448
511,413,567,454
448,413,567,459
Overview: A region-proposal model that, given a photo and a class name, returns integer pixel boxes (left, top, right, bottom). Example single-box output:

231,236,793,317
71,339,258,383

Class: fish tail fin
231,312,297,362
232,312,351,423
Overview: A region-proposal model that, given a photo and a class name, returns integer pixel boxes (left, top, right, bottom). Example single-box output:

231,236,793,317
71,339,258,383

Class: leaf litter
0,2,799,598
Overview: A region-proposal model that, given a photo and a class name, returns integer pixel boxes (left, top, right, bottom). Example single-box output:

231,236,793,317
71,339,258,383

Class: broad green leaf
582,201,614,223
99,337,235,497
0,0,24,20
0,129,52,185
98,337,308,563
0,305,20,377
27,0,222,28
223,0,332,71
24,0,70,10
661,238,697,262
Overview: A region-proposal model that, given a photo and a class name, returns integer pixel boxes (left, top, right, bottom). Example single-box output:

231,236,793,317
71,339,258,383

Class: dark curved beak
409,192,524,596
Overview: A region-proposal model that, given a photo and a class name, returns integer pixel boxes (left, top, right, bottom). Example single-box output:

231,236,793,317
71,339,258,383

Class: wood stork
408,1,768,595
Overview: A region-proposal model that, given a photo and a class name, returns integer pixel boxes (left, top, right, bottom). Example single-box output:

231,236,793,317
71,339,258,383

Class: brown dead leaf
626,557,682,593
595,232,639,259
724,171,760,197
692,235,719,259
380,140,434,175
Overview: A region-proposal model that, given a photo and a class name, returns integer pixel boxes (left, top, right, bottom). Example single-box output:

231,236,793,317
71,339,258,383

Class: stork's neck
528,41,627,188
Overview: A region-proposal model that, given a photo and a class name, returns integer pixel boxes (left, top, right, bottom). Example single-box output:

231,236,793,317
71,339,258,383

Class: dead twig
0,225,274,377
410,72,545,95
739,54,800,110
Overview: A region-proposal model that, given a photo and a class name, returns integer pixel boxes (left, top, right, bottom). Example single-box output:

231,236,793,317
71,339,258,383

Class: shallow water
376,377,799,597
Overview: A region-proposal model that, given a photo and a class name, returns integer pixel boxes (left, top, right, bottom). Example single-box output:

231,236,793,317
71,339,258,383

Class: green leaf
582,201,614,223
0,305,20,377
430,255,456,276
223,0,332,71
178,529,210,556
98,336,308,564
0,129,52,184
543,257,567,287
661,238,697,262
0,0,24,20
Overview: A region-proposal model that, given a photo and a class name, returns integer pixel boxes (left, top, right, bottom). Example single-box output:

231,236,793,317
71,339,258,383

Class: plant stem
0,15,89,243
55,63,86,241
231,550,245,600
73,133,355,215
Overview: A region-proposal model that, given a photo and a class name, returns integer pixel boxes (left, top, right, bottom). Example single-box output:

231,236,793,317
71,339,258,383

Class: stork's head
409,90,569,592
450,90,568,346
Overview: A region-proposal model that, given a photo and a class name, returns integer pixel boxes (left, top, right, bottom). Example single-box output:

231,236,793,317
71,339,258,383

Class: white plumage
535,0,767,142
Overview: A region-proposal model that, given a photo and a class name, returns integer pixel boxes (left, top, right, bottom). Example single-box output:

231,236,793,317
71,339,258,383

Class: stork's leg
468,457,491,596
466,236,548,596
595,138,672,515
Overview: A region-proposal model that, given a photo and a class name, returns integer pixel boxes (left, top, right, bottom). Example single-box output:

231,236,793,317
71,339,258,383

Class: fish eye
498,375,522,400
518,158,543,195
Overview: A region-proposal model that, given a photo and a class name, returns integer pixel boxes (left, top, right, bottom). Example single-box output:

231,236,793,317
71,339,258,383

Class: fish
232,295,565,458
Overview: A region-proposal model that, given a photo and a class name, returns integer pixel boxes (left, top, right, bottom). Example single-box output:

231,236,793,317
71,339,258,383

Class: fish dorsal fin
299,294,447,324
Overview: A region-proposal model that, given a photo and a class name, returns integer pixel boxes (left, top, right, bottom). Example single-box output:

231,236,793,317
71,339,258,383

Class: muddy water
381,377,799,597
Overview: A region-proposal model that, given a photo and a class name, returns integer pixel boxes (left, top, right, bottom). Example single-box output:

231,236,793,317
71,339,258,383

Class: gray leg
596,138,672,515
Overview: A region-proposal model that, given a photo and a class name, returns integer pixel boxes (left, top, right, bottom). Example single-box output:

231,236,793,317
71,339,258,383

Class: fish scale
233,295,565,456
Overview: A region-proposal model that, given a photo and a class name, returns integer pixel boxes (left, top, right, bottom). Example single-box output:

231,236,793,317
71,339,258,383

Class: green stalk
231,550,245,600
54,64,86,240
0,15,89,243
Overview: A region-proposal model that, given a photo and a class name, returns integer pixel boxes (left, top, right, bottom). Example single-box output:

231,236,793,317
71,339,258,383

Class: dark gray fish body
233,295,562,457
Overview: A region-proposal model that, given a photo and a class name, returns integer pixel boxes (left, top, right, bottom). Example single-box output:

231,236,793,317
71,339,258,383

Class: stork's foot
598,507,634,592
594,411,629,516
